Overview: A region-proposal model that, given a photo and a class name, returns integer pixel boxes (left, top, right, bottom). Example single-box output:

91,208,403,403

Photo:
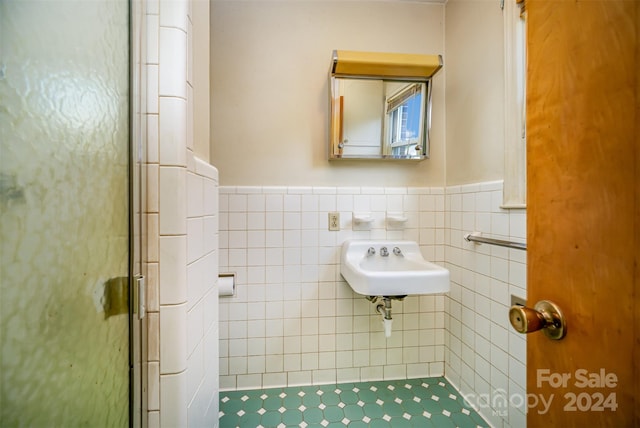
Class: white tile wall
143,0,219,426
159,98,187,166
159,27,187,99
160,303,188,374
218,181,527,428
159,235,187,305
160,371,188,427
218,186,448,390
185,156,219,428
151,154,219,428
444,181,527,428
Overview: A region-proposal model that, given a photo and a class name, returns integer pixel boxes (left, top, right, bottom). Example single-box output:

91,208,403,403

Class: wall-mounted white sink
340,240,450,296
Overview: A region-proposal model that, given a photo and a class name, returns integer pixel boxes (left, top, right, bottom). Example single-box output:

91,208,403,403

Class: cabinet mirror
329,77,432,160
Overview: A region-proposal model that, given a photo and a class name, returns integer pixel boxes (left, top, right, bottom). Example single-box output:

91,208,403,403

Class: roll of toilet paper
218,274,235,297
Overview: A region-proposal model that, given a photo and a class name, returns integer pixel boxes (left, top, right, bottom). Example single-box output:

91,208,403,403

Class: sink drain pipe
367,296,405,338
377,298,393,338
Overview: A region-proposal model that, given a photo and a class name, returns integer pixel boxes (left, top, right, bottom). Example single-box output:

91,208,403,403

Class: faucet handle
367,247,376,256
393,247,402,256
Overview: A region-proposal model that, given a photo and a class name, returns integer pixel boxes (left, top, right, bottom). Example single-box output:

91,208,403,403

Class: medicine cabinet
329,50,443,161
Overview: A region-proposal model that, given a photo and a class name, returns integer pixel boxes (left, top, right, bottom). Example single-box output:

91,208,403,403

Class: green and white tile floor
219,377,488,428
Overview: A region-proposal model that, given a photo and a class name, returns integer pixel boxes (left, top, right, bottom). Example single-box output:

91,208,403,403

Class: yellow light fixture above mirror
331,50,443,80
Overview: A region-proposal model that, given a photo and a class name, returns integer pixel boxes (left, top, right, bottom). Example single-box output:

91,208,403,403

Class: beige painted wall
192,0,210,161
444,0,505,185
210,0,445,186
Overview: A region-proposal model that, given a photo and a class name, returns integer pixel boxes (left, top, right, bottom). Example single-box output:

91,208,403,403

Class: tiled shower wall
146,155,219,428
218,182,527,428
444,181,527,428
218,186,449,390
143,0,219,426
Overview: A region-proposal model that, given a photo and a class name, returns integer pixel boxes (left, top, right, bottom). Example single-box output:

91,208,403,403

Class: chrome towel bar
464,232,527,251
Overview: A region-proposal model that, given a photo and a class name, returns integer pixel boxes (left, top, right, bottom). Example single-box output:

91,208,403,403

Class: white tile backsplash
219,186,447,390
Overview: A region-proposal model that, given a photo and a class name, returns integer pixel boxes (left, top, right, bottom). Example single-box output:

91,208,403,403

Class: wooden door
526,0,639,426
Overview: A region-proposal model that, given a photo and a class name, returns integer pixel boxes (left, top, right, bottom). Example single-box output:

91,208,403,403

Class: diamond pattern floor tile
219,377,488,428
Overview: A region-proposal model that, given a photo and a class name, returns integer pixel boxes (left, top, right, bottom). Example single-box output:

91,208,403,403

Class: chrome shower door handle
136,275,146,320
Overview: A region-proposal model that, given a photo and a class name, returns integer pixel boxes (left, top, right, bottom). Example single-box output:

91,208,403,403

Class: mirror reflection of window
384,83,425,157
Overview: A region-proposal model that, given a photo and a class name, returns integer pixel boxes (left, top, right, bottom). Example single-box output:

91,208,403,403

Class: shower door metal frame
129,0,147,426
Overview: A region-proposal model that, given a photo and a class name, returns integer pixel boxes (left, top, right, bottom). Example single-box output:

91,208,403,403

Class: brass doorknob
509,300,566,340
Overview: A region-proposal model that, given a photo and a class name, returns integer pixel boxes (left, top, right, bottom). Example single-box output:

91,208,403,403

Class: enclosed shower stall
1,0,144,425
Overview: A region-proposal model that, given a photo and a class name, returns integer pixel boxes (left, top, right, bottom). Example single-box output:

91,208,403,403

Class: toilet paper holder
218,273,236,297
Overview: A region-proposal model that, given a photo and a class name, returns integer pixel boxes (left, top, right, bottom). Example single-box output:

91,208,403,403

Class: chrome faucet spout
380,247,389,257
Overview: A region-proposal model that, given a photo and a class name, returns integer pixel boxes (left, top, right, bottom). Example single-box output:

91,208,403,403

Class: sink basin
340,240,450,296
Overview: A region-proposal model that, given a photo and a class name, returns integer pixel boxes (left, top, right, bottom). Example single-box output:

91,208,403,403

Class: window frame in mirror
329,75,434,161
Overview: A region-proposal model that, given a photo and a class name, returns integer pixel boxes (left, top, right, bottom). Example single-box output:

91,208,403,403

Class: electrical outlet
328,212,340,231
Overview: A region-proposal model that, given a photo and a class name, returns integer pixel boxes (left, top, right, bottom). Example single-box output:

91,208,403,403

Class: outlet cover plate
328,212,340,231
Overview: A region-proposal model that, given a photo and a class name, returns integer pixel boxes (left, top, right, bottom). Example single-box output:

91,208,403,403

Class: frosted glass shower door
0,1,131,426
